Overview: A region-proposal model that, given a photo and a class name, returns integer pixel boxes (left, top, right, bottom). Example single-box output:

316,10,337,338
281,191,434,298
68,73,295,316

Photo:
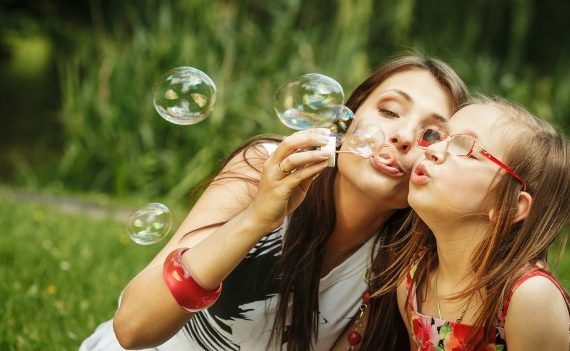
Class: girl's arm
113,129,331,349
504,275,570,351
396,278,418,351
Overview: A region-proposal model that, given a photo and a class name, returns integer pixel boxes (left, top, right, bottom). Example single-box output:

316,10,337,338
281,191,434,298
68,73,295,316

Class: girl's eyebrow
452,129,479,138
379,89,447,124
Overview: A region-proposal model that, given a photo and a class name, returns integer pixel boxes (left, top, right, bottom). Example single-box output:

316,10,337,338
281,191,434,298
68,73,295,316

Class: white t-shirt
80,143,376,350
80,225,375,351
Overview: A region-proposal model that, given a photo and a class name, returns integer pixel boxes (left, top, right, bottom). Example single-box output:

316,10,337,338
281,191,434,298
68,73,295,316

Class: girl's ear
488,191,532,223
512,191,532,223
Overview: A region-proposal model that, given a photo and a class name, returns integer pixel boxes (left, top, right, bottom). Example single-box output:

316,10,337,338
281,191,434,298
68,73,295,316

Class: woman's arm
113,129,332,349
504,275,569,351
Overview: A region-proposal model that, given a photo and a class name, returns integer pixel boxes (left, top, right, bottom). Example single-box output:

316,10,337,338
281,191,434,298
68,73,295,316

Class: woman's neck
321,174,397,276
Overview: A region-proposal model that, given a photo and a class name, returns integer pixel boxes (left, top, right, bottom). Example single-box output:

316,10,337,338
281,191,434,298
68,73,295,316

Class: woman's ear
488,191,532,223
513,191,532,223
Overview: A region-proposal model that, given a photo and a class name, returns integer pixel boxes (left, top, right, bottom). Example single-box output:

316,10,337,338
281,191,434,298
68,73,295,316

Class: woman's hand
247,128,332,231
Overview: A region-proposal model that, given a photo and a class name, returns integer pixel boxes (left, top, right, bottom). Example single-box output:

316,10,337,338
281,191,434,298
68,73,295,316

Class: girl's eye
468,152,482,160
379,108,400,118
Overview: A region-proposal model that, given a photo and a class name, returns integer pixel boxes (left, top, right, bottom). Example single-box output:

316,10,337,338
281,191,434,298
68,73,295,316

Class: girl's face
337,69,453,209
409,103,510,219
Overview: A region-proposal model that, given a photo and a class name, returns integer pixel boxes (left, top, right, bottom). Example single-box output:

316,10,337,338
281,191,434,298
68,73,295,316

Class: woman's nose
388,128,415,153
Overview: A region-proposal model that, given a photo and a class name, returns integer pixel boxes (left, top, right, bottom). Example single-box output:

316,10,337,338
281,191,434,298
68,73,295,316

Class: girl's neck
428,217,488,287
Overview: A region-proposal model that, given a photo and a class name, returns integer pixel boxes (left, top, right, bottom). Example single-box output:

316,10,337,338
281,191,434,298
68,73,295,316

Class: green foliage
51,0,375,203
4,0,570,203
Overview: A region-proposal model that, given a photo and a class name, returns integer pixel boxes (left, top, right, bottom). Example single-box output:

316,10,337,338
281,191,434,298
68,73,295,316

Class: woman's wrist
163,248,223,312
241,205,284,236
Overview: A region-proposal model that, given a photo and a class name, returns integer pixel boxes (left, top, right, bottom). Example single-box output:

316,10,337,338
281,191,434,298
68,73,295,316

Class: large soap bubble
273,73,352,135
153,67,216,125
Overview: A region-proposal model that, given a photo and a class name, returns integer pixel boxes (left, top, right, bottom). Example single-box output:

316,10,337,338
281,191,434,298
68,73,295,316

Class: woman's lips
410,163,430,185
370,155,405,177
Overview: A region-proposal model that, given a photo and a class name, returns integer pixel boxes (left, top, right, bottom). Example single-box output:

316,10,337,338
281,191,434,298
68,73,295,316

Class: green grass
0,188,568,350
0,190,164,350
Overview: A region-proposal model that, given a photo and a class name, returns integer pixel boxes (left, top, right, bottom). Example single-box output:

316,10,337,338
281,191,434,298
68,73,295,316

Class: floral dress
406,256,570,351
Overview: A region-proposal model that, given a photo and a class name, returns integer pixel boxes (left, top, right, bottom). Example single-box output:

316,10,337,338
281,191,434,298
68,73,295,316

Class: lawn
0,189,163,350
0,188,568,350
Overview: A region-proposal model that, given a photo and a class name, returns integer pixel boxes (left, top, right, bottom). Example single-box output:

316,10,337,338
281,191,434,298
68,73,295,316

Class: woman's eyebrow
382,89,412,102
381,89,447,123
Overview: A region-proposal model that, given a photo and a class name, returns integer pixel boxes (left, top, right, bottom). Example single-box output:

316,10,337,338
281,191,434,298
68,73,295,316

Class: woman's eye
379,108,400,118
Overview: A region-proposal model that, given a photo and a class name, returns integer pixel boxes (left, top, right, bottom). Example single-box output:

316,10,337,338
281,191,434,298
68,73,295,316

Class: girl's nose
425,141,446,163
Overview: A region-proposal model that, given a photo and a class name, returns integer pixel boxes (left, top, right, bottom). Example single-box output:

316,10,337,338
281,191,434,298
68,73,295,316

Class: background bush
2,0,570,204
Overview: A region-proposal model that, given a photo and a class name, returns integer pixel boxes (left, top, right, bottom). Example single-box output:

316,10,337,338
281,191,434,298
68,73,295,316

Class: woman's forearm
113,208,273,349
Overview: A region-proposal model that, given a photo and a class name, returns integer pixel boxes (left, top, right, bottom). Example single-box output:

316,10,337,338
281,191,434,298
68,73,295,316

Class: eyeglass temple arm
479,149,528,192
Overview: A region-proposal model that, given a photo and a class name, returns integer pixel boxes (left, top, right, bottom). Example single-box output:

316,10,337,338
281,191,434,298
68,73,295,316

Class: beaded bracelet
162,248,222,312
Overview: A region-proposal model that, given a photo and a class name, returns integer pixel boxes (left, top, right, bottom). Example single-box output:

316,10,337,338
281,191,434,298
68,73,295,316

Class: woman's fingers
272,128,331,162
282,159,329,189
278,149,331,176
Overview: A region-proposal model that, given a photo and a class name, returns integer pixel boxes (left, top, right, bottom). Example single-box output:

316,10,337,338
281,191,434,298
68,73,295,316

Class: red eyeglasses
417,129,527,191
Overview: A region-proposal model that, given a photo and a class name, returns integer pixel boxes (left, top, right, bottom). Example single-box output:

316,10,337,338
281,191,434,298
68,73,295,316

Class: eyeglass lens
448,135,475,156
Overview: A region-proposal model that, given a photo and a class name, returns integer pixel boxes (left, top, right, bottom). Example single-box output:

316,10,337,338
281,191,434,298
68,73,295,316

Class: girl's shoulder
499,268,570,345
501,268,570,320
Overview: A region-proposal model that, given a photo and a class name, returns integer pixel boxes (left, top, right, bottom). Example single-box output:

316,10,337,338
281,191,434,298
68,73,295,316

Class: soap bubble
341,123,396,162
342,124,384,158
128,203,172,245
274,73,352,134
153,67,216,125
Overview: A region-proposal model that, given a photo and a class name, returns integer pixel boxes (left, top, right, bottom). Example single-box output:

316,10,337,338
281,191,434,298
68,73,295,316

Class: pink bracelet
162,248,222,312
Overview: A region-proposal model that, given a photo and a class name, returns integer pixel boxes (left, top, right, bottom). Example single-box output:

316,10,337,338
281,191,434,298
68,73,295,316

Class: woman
397,97,570,350
80,55,468,351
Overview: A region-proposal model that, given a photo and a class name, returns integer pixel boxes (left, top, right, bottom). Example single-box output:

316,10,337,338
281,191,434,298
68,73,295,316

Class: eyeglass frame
416,129,528,192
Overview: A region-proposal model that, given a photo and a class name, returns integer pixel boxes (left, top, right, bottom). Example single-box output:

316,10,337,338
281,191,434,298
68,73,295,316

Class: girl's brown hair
391,96,570,348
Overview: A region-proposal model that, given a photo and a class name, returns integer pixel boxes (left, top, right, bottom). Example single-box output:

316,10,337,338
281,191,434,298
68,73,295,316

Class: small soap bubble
274,73,352,134
128,203,172,245
153,67,216,125
341,123,397,161
342,124,385,158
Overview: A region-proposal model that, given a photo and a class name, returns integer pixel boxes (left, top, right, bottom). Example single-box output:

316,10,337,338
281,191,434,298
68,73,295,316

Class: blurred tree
1,0,569,202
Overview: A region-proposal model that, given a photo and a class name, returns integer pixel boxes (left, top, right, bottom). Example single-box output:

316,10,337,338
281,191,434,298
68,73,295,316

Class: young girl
398,97,570,350
79,55,469,351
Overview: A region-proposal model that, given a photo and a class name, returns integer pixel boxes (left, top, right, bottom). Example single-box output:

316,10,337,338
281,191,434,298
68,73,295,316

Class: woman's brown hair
271,55,468,351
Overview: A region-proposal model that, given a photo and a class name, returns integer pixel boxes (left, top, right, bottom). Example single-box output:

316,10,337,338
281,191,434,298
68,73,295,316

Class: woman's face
337,69,453,209
409,103,510,220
